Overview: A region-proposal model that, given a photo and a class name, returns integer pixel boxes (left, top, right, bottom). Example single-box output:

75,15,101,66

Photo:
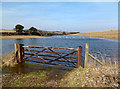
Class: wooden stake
88,53,104,65
77,46,82,68
22,44,24,59
18,44,24,63
14,43,17,55
84,43,89,68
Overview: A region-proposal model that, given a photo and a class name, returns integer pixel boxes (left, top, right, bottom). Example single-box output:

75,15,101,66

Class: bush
15,24,24,35
28,27,38,35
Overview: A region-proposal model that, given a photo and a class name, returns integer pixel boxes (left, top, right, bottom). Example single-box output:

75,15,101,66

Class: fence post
14,43,18,55
84,43,89,68
17,44,24,63
22,44,24,59
77,46,82,68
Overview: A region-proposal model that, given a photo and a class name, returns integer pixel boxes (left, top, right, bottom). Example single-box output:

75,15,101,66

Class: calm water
1,36,119,64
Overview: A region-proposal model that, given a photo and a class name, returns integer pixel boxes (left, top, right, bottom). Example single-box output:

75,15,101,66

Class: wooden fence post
14,43,18,55
17,44,24,63
84,43,89,68
77,46,82,68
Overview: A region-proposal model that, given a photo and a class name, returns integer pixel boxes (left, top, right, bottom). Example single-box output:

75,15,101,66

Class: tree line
14,24,68,36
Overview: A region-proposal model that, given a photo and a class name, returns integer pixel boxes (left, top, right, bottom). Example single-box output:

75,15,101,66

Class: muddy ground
2,63,72,87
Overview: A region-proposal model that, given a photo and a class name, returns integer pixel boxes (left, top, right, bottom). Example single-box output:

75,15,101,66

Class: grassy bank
69,30,118,40
59,53,119,87
0,35,51,39
60,65,118,87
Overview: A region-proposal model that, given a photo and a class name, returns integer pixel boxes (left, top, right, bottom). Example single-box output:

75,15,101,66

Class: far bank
69,30,119,40
0,35,51,39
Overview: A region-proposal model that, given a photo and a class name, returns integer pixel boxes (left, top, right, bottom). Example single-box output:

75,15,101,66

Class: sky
1,2,118,32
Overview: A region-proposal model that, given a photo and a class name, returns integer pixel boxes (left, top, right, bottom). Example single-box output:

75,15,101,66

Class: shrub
15,24,24,35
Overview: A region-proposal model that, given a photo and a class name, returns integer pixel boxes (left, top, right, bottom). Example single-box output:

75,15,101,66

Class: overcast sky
2,2,118,32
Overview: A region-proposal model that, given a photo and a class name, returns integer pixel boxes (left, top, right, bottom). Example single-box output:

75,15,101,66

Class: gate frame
15,43,82,68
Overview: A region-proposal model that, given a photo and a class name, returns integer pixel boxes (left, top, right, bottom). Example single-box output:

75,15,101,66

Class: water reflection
2,63,71,74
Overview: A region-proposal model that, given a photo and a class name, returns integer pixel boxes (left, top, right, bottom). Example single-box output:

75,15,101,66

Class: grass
2,52,18,67
60,65,118,87
3,70,48,87
59,54,119,87
0,35,51,39
69,29,119,40
13,71,47,87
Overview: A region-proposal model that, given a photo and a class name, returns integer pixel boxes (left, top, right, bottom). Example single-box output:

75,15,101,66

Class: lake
1,36,119,66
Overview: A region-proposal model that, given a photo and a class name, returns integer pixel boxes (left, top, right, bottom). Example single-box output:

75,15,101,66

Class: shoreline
0,35,51,39
69,30,118,40
69,34,118,40
0,35,118,40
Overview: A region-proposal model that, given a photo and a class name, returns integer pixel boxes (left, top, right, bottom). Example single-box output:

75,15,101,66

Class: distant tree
15,24,24,35
28,27,38,35
37,30,45,36
69,32,80,34
62,32,66,35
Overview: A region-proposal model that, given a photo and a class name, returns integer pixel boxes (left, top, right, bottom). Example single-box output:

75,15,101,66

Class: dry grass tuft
2,52,18,67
